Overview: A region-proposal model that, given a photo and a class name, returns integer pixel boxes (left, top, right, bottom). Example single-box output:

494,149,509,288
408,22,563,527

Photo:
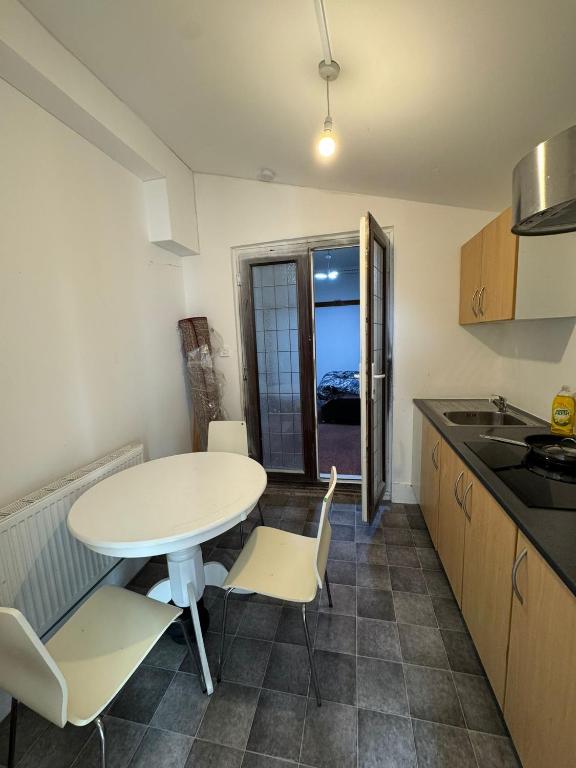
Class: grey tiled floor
0,492,522,768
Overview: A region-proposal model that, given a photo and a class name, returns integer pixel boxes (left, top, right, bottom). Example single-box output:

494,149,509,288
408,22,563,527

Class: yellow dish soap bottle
551,385,575,435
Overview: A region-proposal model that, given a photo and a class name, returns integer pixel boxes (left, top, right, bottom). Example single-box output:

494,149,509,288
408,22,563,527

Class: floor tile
357,709,417,768
151,672,209,736
355,525,386,545
264,642,311,695
315,613,356,655
326,560,356,586
237,603,283,641
411,529,434,548
329,541,357,561
390,566,427,595
275,606,318,646
416,548,442,571
209,598,247,634
453,673,506,735
468,732,522,768
330,505,357,526
423,570,452,597
412,719,477,768
312,649,356,705
300,700,357,768
131,562,168,590
222,637,273,686
398,625,450,669
386,546,420,568
242,753,295,768
441,630,484,675
144,631,188,671
179,631,233,676
406,512,427,530
331,524,355,542
404,665,465,727
71,716,145,768
356,543,388,564
357,657,408,716
393,593,437,628
246,689,307,762
185,740,243,768
357,618,401,662
357,563,391,589
0,703,50,766
383,528,414,546
129,727,193,768
431,596,466,631
17,722,92,768
357,588,395,621
318,583,356,616
109,665,174,724
197,682,260,750
381,512,410,529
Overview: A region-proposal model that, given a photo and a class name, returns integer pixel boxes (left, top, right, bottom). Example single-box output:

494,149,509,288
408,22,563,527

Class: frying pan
480,433,576,471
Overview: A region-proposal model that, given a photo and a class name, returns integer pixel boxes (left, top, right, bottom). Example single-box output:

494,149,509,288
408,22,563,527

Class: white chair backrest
0,608,67,727
207,420,249,456
314,466,338,587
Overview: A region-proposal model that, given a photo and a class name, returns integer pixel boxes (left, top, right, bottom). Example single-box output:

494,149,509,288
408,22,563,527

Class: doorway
235,217,393,521
313,246,361,480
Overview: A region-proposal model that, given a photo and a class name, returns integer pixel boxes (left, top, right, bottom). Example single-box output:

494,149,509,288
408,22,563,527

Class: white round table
68,452,267,694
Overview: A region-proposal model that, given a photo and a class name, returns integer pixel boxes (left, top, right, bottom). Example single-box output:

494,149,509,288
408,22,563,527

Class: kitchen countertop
414,398,576,598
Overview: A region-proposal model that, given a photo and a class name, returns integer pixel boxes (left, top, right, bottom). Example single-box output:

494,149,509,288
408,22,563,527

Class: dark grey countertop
414,398,576,598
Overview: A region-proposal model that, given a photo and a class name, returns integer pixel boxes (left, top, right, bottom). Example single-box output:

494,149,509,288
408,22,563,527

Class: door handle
512,548,528,604
431,441,439,469
453,471,464,506
373,373,386,379
471,289,479,317
462,482,473,520
478,286,486,316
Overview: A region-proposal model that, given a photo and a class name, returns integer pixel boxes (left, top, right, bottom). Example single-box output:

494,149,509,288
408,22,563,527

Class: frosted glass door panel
252,262,303,472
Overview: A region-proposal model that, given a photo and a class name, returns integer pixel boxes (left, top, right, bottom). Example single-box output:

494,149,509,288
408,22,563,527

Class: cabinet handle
453,471,464,506
478,286,486,316
512,548,528,604
431,441,439,469
462,481,473,520
471,289,479,317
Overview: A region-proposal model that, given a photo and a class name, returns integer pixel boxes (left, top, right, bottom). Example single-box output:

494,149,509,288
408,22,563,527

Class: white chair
217,466,338,706
0,586,195,768
207,420,266,540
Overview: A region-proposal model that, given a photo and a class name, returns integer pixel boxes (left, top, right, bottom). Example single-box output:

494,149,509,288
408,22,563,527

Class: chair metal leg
302,604,321,707
324,571,334,608
7,698,18,768
217,588,233,682
94,716,106,768
239,521,245,548
257,500,265,526
178,618,207,693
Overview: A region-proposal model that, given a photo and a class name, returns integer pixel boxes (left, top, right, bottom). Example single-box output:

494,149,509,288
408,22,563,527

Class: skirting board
0,556,148,722
391,482,417,504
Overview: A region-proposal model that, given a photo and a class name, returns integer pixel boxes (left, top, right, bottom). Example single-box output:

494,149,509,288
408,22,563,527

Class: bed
317,370,361,425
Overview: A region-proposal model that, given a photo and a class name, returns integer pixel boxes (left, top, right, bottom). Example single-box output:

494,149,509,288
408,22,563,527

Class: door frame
232,228,394,491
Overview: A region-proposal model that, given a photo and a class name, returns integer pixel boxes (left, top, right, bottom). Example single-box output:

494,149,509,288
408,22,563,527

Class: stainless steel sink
443,410,528,426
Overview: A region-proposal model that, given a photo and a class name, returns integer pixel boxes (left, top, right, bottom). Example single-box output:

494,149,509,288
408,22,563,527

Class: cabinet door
461,482,517,707
504,534,576,768
480,208,518,322
459,230,483,324
420,419,441,547
437,442,468,605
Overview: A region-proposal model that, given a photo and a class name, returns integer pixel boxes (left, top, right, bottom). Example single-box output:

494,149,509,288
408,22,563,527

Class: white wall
184,173,501,500
0,79,191,507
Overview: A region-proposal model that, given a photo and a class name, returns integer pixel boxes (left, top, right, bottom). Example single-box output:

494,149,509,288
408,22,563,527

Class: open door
360,213,392,522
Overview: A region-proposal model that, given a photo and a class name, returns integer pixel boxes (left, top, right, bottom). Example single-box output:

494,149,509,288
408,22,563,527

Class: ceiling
20,0,576,211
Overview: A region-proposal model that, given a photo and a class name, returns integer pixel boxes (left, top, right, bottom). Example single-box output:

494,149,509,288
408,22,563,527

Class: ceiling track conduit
314,0,333,64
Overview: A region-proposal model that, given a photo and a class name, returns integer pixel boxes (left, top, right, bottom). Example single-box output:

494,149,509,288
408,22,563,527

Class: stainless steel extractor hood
512,124,576,236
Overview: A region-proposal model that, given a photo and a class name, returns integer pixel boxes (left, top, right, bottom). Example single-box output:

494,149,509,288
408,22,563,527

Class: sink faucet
489,394,508,413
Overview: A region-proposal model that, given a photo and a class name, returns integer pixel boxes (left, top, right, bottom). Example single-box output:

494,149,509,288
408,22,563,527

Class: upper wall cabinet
459,208,576,325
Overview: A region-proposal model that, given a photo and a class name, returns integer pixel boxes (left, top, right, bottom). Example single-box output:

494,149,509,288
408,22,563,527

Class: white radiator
0,442,144,637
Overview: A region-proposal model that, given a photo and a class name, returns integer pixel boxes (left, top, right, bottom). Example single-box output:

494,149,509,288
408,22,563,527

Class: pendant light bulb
318,116,336,157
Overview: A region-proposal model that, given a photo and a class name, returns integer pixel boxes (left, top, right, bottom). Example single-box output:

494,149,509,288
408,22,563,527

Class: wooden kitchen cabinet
459,208,518,325
504,533,576,768
419,419,441,547
461,481,517,707
437,442,469,605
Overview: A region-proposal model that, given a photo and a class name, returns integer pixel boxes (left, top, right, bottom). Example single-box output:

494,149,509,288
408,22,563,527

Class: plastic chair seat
45,586,180,726
223,526,318,603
